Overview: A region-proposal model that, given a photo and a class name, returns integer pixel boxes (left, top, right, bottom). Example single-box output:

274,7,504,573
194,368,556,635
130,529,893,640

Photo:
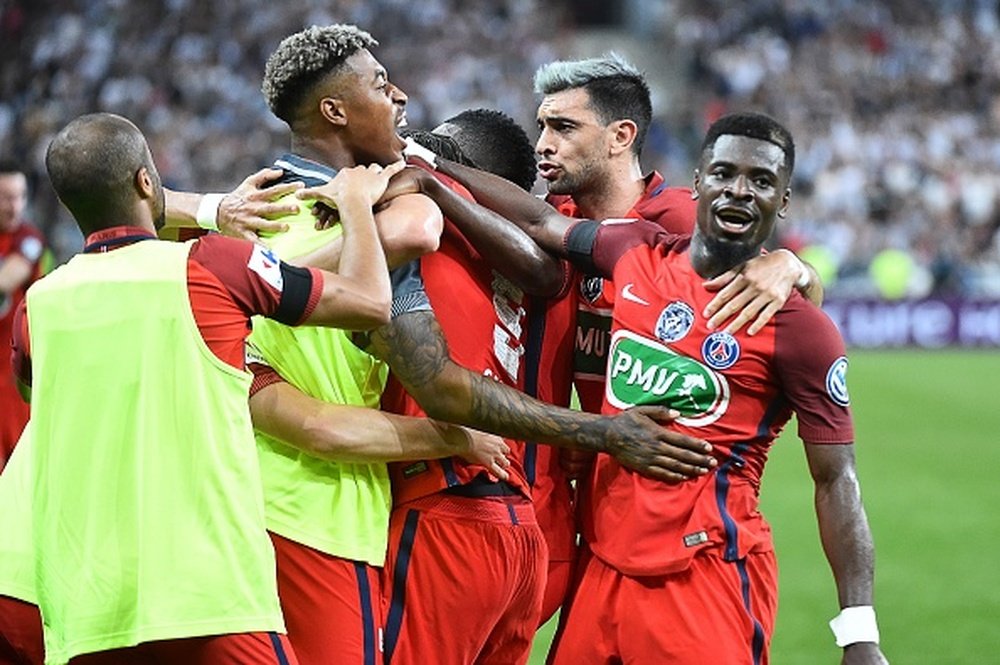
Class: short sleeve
774,298,855,444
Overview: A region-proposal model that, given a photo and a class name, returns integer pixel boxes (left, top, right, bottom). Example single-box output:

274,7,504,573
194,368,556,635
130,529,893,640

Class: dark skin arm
379,168,565,297
804,443,888,665
427,158,823,334
360,309,718,482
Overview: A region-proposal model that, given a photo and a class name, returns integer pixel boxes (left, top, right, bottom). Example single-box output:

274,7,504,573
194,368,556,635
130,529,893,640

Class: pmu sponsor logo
607,330,729,427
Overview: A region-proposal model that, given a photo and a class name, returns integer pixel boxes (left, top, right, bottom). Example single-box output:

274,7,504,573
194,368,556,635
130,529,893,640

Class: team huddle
0,23,887,665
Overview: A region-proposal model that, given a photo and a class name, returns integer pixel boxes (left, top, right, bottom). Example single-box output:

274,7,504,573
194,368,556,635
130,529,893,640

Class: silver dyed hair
533,52,641,95
262,24,377,123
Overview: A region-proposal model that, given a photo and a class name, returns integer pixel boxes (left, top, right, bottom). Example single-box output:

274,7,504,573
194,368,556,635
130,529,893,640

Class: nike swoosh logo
621,283,650,306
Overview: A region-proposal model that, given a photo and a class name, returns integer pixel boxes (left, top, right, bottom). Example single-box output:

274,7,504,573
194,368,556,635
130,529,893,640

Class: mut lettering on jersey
550,175,697,414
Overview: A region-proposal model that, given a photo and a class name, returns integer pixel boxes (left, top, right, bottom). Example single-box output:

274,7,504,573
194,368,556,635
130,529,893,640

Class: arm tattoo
369,310,623,454
466,371,607,451
367,311,450,390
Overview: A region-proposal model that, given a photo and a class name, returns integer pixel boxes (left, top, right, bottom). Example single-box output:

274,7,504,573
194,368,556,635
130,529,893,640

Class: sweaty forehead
537,87,597,122
705,135,786,172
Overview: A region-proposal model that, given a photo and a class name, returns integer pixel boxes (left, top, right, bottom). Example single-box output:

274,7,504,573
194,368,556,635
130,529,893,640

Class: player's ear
778,187,791,219
319,97,348,127
691,170,701,200
608,119,638,157
134,166,154,199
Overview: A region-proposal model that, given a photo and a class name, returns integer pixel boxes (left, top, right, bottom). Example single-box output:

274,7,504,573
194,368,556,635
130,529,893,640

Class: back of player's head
262,24,377,126
533,53,652,157
435,109,536,191
399,128,473,166
701,112,796,177
46,113,157,234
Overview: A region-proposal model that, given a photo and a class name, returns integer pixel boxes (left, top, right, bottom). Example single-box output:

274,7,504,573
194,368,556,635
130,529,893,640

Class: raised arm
360,309,718,483
381,165,564,297
249,377,510,479
804,443,888,665
295,192,442,272
294,164,398,329
426,159,577,257
163,168,302,240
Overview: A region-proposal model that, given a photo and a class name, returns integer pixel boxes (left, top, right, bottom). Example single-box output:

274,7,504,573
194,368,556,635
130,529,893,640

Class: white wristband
829,605,879,647
403,137,438,169
195,193,225,231
778,248,810,289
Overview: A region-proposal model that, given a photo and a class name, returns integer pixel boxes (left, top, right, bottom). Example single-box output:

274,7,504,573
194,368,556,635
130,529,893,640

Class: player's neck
290,134,358,171
688,230,759,280
574,160,645,221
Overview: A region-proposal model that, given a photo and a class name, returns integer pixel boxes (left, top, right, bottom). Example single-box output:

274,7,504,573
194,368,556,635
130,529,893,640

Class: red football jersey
549,172,696,414
571,218,853,576
381,171,533,503
1,221,46,469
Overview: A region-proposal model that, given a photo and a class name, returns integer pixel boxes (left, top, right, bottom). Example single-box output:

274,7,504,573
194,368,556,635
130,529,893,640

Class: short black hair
701,112,795,175
399,129,474,166
534,54,652,157
46,113,154,234
262,25,377,125
436,109,537,192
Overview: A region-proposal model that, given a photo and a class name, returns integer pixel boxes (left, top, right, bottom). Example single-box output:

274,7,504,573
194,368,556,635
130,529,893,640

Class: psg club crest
655,301,695,343
826,356,850,406
579,275,604,304
701,332,740,370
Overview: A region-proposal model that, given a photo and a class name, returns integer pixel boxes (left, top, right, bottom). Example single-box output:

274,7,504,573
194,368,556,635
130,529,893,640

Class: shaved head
46,113,164,234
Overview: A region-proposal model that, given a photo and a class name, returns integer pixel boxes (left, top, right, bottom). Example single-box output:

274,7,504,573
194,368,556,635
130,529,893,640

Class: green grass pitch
529,349,1000,663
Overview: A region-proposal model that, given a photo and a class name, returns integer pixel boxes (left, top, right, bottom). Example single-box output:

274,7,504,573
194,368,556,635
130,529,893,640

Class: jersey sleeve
245,341,285,397
773,297,855,444
12,226,45,265
389,259,432,319
189,234,321,325
563,218,680,278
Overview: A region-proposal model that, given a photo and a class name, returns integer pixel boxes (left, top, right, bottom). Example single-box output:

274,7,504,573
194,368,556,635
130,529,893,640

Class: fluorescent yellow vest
26,241,282,664
253,197,392,565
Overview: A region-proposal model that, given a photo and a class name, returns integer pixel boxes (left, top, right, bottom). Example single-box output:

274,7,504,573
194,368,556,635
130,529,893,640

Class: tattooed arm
361,310,718,482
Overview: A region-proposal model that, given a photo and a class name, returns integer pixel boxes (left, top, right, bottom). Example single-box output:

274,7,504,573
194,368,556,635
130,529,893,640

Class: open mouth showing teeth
715,208,754,231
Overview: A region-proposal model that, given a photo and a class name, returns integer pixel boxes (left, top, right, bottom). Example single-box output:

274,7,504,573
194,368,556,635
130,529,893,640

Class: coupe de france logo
701,332,740,370
655,301,695,343
826,356,850,406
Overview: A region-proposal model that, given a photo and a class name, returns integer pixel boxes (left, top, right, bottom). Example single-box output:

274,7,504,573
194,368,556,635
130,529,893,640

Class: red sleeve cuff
249,362,286,397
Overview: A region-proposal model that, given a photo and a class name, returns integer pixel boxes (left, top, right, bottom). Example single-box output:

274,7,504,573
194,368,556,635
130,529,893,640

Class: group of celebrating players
0,22,887,665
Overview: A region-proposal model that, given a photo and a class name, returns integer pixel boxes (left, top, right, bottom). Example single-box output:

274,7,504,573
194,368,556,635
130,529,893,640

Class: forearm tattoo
366,311,449,389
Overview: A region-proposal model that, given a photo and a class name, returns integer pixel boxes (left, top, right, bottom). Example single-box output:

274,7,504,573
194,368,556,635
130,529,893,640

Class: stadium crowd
2,0,999,298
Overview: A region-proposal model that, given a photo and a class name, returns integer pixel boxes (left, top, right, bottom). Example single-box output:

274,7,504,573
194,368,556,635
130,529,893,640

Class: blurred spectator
655,0,1000,297
0,0,566,263
0,160,48,471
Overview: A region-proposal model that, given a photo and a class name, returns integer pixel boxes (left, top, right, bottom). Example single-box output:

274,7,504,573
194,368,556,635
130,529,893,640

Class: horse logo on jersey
701,332,740,370
655,301,695,343
826,356,850,406
607,330,729,427
579,275,604,304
